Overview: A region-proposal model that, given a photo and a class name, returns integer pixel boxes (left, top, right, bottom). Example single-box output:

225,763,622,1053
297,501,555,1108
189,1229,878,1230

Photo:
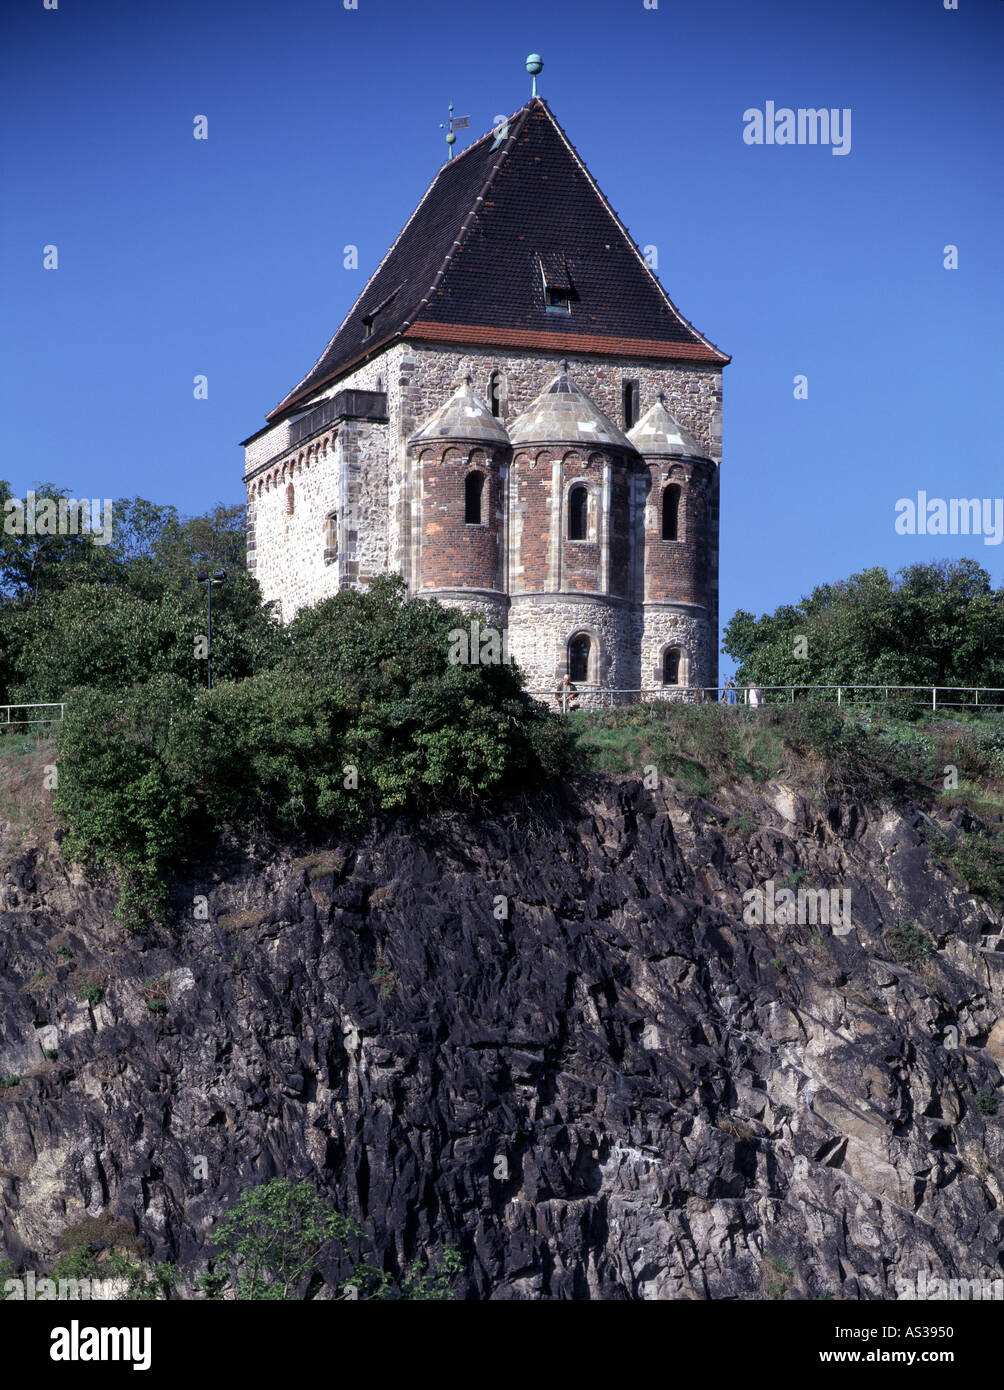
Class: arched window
465,471,485,525
488,370,506,419
568,633,591,683
285,482,295,516
663,647,683,685
662,483,681,541
324,511,338,564
568,485,588,541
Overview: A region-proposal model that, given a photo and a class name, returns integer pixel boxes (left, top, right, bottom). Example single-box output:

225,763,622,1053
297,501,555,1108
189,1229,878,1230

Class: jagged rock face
1,776,1002,1300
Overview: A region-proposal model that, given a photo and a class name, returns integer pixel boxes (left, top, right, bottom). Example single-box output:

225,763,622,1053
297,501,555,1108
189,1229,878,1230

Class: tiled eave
403,321,730,366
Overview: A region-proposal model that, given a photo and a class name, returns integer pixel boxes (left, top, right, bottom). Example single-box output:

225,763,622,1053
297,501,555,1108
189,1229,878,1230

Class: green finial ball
446,131,456,145
526,54,543,76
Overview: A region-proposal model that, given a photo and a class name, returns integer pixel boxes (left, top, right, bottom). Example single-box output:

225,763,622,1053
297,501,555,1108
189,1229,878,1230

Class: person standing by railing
748,681,763,707
554,674,580,714
720,677,737,706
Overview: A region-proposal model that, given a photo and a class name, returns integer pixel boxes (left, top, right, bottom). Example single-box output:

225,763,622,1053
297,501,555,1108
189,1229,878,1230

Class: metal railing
531,685,1004,713
0,703,65,726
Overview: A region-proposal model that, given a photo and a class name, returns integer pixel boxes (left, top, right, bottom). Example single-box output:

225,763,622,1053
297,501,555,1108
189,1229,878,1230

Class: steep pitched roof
267,98,729,422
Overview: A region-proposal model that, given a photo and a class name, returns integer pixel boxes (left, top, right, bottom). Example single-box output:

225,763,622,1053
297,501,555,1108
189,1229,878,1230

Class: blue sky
2,0,1001,653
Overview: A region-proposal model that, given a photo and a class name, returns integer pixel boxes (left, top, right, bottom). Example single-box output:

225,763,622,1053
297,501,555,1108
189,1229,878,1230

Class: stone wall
507,592,638,694
640,604,715,695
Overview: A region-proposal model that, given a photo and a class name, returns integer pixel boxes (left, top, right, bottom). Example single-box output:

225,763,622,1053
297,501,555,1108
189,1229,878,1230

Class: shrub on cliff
54,578,572,923
56,676,198,927
196,1178,461,1301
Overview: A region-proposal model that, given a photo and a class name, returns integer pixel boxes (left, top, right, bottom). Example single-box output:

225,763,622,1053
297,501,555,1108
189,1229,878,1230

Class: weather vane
440,103,470,159
526,53,543,98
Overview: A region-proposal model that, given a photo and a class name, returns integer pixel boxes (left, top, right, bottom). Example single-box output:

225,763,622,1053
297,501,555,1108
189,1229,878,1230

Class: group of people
718,678,764,706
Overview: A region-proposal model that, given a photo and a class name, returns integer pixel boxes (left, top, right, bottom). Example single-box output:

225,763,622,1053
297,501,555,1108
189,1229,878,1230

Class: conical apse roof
409,376,510,445
508,364,632,449
626,394,710,459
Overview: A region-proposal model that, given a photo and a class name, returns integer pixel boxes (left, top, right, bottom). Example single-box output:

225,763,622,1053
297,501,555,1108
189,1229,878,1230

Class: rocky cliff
2,773,1003,1299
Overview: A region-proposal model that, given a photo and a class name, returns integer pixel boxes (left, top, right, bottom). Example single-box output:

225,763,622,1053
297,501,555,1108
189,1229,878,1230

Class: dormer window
539,255,574,315
360,287,399,342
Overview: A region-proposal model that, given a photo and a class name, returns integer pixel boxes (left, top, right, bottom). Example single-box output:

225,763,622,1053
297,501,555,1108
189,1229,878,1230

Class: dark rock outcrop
1,775,1002,1299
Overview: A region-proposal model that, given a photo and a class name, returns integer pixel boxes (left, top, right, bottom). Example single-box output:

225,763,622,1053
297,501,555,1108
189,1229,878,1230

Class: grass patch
884,921,931,967
291,850,347,878
0,734,59,846
570,702,991,798
929,828,1004,911
217,908,269,932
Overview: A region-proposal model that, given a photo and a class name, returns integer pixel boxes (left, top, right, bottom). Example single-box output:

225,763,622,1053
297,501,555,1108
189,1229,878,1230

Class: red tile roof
404,321,727,364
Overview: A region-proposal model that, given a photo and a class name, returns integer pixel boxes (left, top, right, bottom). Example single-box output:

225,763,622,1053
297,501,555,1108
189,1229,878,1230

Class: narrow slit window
568,485,588,540
324,511,338,563
285,483,295,516
488,370,506,419
465,471,484,525
662,483,681,541
622,379,639,430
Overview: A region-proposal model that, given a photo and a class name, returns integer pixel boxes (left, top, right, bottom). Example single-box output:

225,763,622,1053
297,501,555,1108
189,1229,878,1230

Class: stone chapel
241,96,729,697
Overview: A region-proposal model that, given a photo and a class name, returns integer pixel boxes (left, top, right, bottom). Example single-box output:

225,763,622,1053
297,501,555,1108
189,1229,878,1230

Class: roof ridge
268,103,532,420
535,100,730,364
398,102,533,337
432,99,530,173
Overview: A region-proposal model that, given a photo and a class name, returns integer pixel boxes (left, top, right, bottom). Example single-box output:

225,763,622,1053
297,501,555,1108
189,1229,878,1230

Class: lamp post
196,570,227,689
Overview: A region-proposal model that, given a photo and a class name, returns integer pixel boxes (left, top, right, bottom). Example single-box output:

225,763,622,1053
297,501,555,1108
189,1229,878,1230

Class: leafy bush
932,829,1004,911
55,579,573,925
196,1177,461,1301
975,1089,998,1116
884,921,931,966
51,1215,178,1299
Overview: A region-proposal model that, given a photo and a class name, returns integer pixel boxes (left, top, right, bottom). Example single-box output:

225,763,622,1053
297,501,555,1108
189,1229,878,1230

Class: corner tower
408,377,510,630
628,395,718,691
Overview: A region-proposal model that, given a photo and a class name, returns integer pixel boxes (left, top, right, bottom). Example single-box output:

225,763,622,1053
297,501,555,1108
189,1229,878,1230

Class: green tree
196,1178,461,1301
0,480,118,602
723,560,1004,695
